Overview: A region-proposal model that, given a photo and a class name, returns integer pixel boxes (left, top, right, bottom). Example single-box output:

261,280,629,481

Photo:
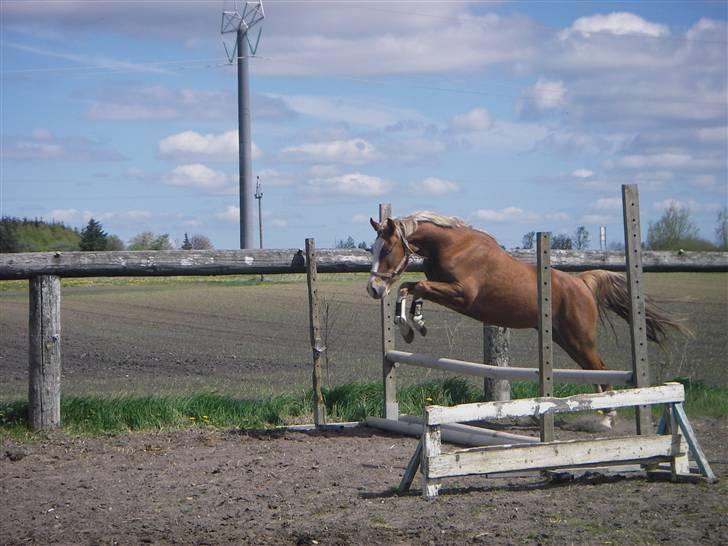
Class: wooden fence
1,243,727,430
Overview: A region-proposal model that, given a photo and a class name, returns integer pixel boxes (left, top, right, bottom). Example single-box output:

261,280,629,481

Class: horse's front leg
410,280,468,310
394,283,416,343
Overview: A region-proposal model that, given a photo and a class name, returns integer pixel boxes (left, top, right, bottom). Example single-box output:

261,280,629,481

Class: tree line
520,206,727,251
0,217,213,253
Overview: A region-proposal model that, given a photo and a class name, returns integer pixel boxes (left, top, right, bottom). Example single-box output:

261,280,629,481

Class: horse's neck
407,223,453,258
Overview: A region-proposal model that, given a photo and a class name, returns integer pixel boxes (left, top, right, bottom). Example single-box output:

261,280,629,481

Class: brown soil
2,418,726,545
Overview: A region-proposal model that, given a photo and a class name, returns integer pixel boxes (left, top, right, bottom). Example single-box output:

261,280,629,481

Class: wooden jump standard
365,185,716,497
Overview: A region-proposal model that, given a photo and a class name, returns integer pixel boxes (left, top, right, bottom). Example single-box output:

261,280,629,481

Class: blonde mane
396,211,469,238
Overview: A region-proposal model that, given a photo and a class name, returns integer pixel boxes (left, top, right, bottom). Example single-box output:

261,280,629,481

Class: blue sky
1,0,726,250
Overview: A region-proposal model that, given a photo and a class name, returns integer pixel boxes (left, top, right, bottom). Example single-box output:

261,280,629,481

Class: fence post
483,325,510,401
537,233,554,442
379,203,398,420
622,184,652,435
28,274,62,430
305,239,326,425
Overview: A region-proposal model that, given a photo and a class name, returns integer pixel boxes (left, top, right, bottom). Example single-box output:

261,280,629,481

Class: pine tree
79,218,108,251
181,233,193,250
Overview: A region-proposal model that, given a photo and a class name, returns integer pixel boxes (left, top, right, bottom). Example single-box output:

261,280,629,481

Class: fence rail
1,248,726,280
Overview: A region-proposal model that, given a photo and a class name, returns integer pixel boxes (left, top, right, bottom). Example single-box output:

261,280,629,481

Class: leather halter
370,223,415,281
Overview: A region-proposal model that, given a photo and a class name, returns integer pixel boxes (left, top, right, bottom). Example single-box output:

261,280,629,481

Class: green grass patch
1,377,726,438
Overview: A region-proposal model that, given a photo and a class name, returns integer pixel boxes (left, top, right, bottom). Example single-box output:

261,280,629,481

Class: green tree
106,235,125,250
521,231,535,249
0,219,21,252
79,218,108,251
647,204,700,250
716,207,728,250
573,226,590,250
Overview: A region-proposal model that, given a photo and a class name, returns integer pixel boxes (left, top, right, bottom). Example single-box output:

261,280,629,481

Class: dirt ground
1,417,726,545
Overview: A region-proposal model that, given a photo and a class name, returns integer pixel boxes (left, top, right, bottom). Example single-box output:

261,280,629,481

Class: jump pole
379,203,398,420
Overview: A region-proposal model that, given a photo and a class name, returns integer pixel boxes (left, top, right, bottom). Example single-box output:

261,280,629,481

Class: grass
1,377,725,438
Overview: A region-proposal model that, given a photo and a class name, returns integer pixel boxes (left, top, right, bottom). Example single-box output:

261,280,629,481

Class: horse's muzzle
367,275,389,299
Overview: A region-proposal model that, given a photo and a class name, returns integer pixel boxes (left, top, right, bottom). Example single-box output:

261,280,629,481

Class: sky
1,0,726,251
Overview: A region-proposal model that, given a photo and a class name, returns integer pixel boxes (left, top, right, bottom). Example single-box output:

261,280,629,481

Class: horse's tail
578,270,693,343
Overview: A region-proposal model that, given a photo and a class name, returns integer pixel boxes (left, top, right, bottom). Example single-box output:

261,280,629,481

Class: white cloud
613,153,721,170
216,206,239,222
561,12,669,39
31,127,52,140
451,108,491,131
280,95,426,128
163,164,229,189
572,169,594,178
306,173,391,197
475,207,535,223
475,207,568,223
282,139,379,164
159,130,261,161
528,79,566,111
415,177,460,195
591,197,622,211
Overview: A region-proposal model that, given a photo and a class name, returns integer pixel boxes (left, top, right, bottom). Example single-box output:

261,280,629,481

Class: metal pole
237,29,254,249
255,176,263,249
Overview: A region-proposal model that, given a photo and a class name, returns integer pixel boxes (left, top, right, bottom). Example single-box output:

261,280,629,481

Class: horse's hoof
398,321,415,343
418,325,428,336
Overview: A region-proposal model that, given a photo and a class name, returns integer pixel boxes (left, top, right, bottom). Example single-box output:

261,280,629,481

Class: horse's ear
386,217,397,234
370,217,381,232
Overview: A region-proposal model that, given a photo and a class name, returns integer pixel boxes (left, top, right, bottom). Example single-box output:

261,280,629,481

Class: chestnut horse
367,212,690,385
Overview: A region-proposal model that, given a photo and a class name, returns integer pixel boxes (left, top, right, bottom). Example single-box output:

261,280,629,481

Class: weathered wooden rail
1,248,726,280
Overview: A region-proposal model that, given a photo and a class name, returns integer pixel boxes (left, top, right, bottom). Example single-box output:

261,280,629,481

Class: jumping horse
366,212,690,405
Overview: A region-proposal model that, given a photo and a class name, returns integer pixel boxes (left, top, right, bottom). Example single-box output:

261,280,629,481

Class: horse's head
367,217,411,299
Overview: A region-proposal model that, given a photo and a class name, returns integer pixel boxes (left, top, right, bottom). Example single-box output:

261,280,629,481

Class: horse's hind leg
554,330,617,429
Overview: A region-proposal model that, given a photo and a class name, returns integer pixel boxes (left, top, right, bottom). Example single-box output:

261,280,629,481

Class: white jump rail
385,350,633,386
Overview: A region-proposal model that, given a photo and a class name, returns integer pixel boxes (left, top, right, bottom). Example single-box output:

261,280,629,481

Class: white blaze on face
367,237,387,298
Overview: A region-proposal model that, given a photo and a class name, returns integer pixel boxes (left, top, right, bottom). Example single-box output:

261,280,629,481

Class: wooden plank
507,250,728,273
537,232,554,442
672,403,717,482
379,203,399,420
2,249,725,280
398,440,422,493
422,425,442,498
427,435,676,478
385,350,633,385
483,325,511,401
28,275,62,430
425,383,684,425
622,184,653,435
305,239,326,426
